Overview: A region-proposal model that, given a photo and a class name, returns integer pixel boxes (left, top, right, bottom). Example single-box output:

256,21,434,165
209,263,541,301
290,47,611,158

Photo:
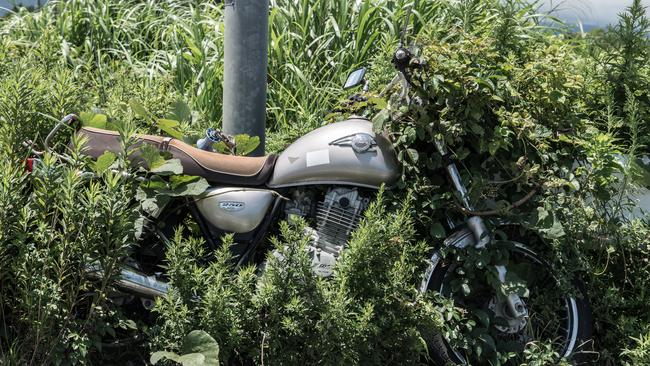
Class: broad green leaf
429,222,446,239
170,174,200,190
478,333,497,351
536,206,550,224
406,148,419,163
150,351,207,366
80,112,107,129
488,141,499,156
139,144,165,170
157,119,184,140
234,134,260,156
150,158,184,176
213,141,231,154
367,96,387,109
543,219,566,239
93,151,116,173
372,108,390,133
129,98,152,120
168,100,192,123
140,176,168,191
550,90,566,103
151,351,182,364
181,330,220,366
170,177,210,197
177,353,206,366
140,195,170,216
473,309,491,328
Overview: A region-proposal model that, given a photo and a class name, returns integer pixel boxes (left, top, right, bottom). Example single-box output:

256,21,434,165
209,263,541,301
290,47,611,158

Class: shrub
152,191,438,365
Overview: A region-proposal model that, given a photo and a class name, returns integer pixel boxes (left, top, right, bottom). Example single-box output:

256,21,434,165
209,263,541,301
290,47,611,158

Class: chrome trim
467,216,490,248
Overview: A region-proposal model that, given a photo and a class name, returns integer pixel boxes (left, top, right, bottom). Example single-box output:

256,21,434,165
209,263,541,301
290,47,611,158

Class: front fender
419,228,475,292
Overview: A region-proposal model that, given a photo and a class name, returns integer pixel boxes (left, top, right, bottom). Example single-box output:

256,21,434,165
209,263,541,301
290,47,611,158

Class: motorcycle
25,46,592,364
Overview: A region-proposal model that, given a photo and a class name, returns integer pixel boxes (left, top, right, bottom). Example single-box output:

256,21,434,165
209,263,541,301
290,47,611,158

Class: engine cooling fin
315,200,365,257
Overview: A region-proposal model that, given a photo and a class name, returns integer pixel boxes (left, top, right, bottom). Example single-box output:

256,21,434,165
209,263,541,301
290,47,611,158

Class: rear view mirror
343,67,366,89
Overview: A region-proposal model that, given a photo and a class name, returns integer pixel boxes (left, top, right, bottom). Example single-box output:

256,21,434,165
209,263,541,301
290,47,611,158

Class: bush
0,147,140,363
152,191,438,365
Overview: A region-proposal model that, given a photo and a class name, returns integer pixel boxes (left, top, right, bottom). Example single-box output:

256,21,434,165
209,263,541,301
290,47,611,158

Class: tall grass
0,0,443,144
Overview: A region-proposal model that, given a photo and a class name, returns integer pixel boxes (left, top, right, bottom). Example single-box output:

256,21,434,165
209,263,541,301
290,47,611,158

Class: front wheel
423,237,593,365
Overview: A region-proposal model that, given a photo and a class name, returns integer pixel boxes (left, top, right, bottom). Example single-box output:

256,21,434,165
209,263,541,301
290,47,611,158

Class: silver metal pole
222,0,268,156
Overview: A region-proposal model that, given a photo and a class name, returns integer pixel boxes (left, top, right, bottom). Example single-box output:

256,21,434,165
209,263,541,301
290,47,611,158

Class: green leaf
157,119,184,140
168,100,192,123
406,148,419,163
151,351,182,365
150,351,207,366
372,109,390,133
169,175,200,190
429,222,446,239
177,353,206,366
213,141,231,154
473,309,490,328
150,158,184,176
140,195,170,216
181,330,220,366
129,98,152,120
234,134,260,156
170,177,210,197
478,333,497,351
140,176,168,191
487,141,499,156
80,112,108,129
93,151,116,173
367,96,387,109
550,90,566,103
543,219,566,239
138,145,163,169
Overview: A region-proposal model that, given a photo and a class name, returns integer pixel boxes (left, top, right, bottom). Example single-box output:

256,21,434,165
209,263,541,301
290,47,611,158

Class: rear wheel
424,236,593,365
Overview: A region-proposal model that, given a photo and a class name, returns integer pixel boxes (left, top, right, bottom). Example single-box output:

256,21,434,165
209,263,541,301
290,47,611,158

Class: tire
423,235,593,365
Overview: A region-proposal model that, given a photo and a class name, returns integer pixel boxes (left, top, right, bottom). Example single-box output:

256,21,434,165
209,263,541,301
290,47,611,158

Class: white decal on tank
305,149,330,167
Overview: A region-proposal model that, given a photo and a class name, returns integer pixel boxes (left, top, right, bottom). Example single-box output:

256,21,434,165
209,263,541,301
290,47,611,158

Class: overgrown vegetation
0,0,649,364
151,193,436,365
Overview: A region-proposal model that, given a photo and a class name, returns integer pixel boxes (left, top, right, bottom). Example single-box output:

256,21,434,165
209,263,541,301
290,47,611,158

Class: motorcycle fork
434,139,528,320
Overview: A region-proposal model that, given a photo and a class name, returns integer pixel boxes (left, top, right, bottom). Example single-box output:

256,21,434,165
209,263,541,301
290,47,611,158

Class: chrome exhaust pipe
86,264,169,298
116,267,169,298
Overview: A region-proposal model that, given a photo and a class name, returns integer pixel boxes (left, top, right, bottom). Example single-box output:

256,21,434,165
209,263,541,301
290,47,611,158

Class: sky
541,0,650,27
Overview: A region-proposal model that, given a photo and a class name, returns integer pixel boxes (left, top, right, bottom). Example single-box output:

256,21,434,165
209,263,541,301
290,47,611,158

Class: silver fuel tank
268,118,400,189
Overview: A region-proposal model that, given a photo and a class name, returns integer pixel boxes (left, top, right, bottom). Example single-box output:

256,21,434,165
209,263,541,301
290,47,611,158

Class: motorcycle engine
285,187,370,277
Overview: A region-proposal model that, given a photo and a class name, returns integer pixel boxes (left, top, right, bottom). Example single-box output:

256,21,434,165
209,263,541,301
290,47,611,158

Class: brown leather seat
78,127,276,186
